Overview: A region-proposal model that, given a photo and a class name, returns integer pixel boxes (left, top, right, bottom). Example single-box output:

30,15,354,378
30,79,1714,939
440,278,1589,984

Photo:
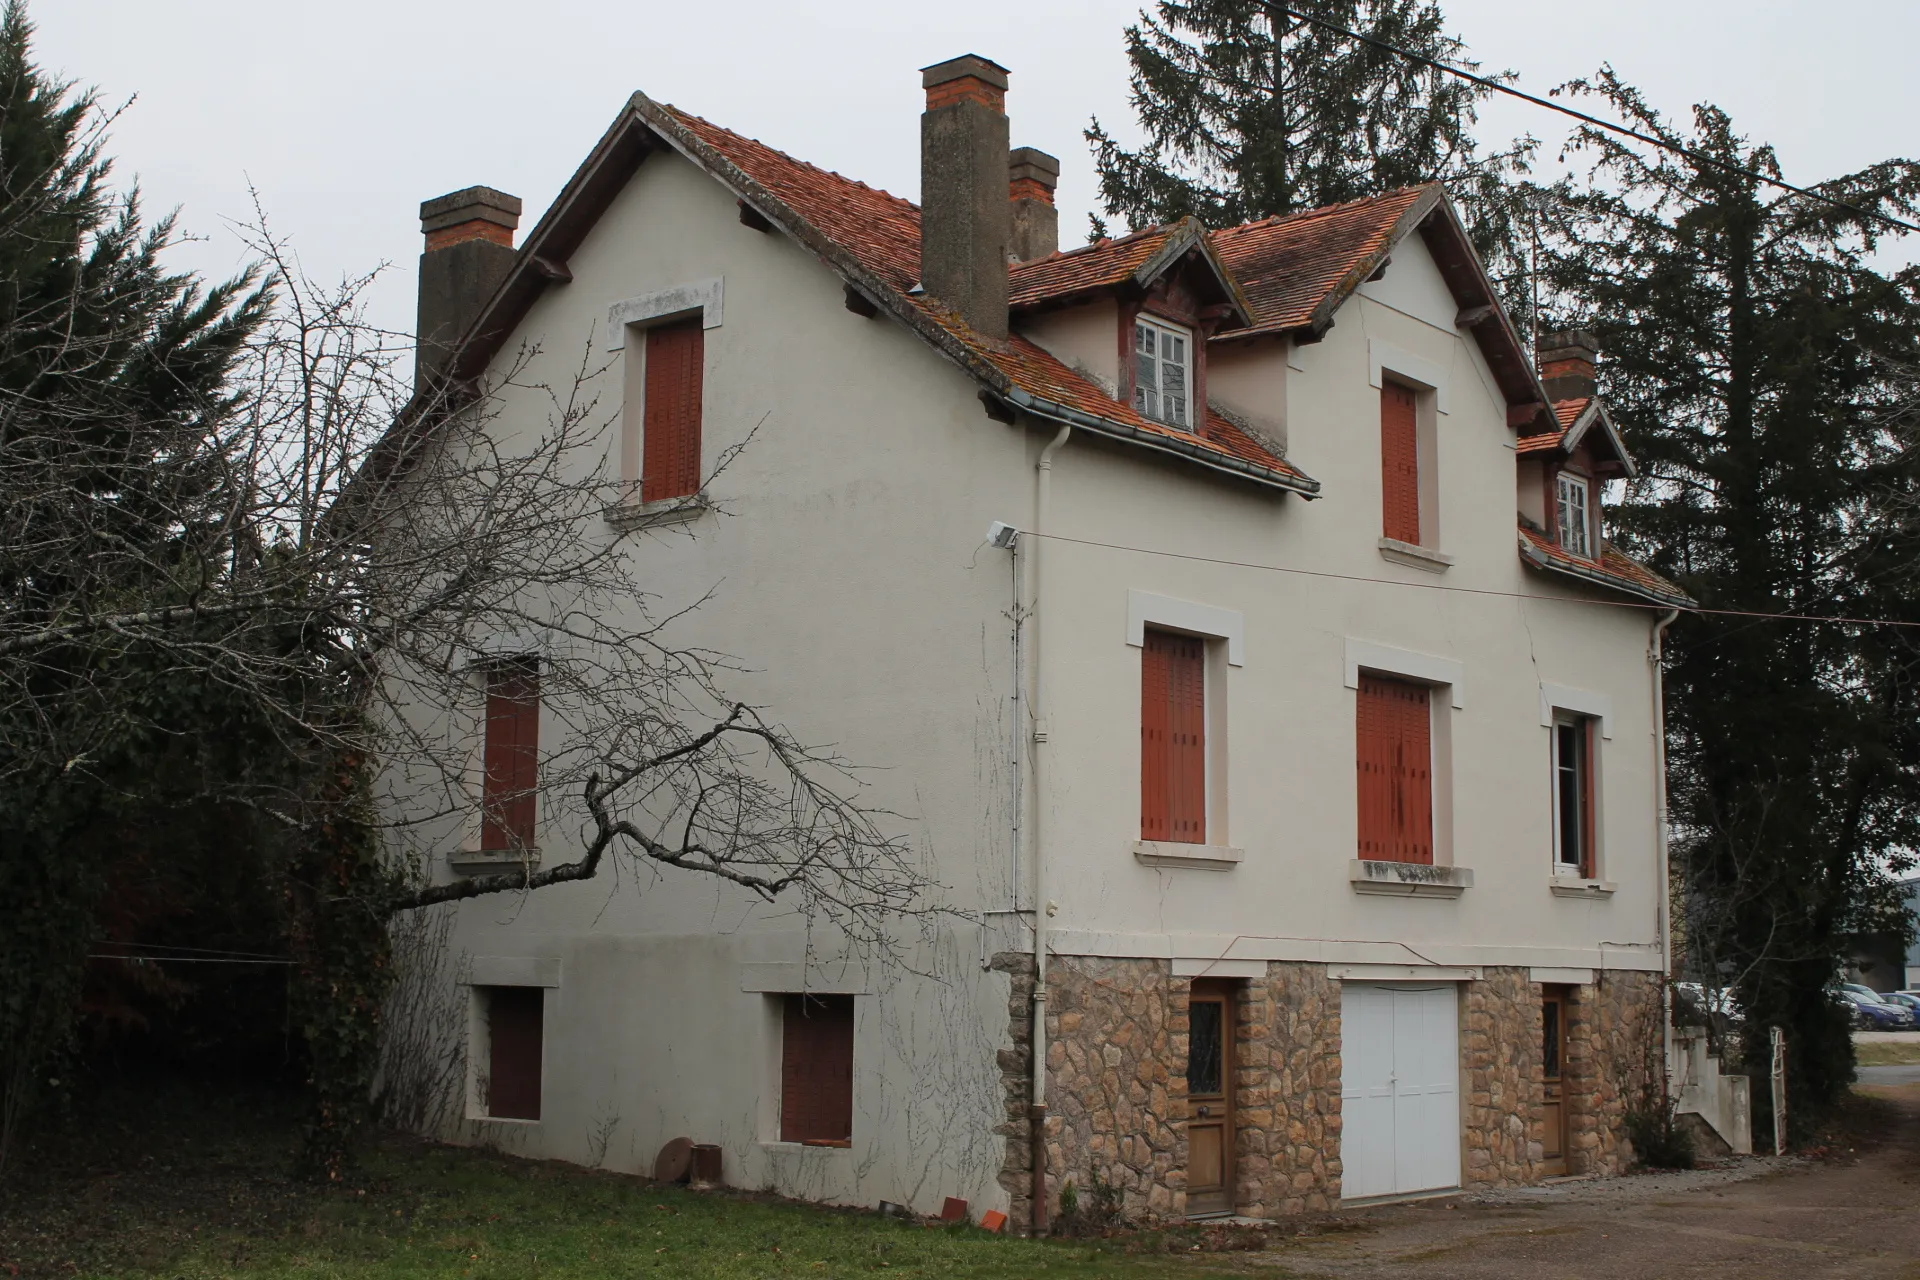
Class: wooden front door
1540,989,1569,1175
1185,980,1235,1216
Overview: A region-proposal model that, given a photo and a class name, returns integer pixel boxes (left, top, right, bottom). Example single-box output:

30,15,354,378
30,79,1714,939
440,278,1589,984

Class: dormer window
1555,472,1593,558
1133,316,1191,428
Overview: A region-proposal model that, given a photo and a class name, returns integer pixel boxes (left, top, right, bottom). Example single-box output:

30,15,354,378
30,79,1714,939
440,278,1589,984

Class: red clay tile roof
666,108,922,290
1553,397,1590,428
1008,227,1173,308
1208,188,1432,337
1514,398,1638,479
912,303,1311,484
1518,522,1691,608
662,106,1313,492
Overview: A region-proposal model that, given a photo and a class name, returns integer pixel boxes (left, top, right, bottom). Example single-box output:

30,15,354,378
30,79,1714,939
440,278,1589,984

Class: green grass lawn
158,1143,1259,1280
0,1078,1302,1279
1856,1037,1920,1067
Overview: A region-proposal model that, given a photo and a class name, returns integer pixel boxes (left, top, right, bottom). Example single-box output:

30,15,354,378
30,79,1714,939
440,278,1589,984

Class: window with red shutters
780,994,854,1145
1553,714,1597,877
1380,382,1421,544
1355,673,1434,864
481,985,543,1120
641,318,704,503
1141,628,1207,844
481,660,539,852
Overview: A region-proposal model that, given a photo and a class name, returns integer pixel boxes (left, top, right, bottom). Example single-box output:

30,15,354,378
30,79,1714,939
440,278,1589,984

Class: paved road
1862,1064,1920,1086
1262,1085,1920,1278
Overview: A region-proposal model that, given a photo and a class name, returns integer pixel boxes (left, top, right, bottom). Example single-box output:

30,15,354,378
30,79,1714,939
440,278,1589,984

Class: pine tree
1539,71,1920,1121
1086,0,1517,233
0,0,269,1171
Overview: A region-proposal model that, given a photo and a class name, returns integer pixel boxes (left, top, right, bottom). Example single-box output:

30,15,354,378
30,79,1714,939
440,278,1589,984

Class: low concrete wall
1670,1030,1752,1155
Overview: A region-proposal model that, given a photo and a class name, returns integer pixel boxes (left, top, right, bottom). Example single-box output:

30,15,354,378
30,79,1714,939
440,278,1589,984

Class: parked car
1840,988,1916,1030
1673,981,1745,1029
1882,991,1920,1016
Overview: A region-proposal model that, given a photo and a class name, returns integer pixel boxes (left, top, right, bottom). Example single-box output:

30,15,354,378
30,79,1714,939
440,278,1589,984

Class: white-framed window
1551,712,1597,877
1555,472,1593,558
1133,315,1192,428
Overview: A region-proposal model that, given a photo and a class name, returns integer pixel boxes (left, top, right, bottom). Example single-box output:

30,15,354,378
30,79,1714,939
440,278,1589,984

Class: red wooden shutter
1140,629,1206,844
485,986,543,1120
1355,674,1433,864
642,318,704,502
1380,382,1420,543
1578,718,1597,878
481,662,539,852
780,994,854,1144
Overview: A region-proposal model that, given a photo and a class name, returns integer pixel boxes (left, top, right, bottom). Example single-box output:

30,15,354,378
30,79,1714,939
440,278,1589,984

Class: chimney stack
1537,329,1599,404
920,55,1011,339
417,186,522,386
1008,146,1059,262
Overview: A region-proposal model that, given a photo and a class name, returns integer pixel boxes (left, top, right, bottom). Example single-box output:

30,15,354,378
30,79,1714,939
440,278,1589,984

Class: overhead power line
1028,531,1920,630
1265,3,1920,235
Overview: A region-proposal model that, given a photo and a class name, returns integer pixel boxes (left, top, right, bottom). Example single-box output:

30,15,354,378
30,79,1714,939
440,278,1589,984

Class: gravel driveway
1253,1084,1920,1278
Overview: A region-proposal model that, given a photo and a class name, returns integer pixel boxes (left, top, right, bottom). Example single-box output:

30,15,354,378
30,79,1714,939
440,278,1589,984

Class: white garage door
1340,983,1460,1200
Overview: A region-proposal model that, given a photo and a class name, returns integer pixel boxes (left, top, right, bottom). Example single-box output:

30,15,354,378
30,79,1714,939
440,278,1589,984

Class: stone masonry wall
1566,969,1663,1175
992,953,1665,1227
1234,963,1343,1216
1461,968,1546,1187
1462,967,1665,1185
1042,956,1188,1221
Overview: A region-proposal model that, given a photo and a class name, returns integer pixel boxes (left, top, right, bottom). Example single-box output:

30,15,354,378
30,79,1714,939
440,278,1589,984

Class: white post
1770,1026,1787,1156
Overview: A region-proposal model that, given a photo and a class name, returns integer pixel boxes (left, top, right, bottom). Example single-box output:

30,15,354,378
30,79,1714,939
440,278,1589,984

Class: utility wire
1265,3,1920,235
90,954,296,966
1027,530,1920,629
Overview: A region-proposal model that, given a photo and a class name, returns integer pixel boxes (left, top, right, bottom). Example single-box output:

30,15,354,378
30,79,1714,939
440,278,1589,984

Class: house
376,54,1693,1230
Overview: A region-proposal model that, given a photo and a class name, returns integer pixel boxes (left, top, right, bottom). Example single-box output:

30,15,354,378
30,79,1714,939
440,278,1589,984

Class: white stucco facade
378,129,1673,1221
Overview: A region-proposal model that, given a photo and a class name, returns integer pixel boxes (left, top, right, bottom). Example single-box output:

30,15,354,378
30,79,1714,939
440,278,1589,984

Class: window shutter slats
1355,674,1433,864
780,994,855,1144
1141,629,1205,844
642,319,704,503
482,663,539,852
484,986,543,1120
1380,383,1420,543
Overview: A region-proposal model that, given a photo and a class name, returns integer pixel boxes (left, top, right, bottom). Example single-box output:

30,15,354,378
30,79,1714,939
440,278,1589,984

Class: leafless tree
1,214,929,945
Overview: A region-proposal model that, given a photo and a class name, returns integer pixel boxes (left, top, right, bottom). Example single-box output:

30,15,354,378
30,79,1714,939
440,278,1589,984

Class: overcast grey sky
40,1,1920,340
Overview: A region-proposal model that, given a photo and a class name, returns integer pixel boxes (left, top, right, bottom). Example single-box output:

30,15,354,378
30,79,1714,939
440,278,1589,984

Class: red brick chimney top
922,54,1009,114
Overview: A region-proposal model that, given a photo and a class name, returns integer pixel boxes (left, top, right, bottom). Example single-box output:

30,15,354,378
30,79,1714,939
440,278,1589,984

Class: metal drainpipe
1651,607,1680,1089
1027,422,1072,1237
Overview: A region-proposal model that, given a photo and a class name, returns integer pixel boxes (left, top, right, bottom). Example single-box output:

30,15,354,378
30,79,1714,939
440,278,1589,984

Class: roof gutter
1518,539,1694,610
1001,387,1320,498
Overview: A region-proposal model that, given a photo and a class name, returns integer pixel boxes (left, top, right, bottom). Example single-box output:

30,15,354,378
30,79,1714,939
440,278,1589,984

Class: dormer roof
1516,397,1637,477
1009,217,1254,327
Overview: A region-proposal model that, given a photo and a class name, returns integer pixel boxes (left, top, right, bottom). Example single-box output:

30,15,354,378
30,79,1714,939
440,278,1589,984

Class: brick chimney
1537,329,1599,404
920,55,1010,339
1009,147,1059,262
416,186,522,386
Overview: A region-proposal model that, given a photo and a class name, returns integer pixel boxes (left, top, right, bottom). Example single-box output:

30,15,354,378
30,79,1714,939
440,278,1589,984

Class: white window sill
466,1112,540,1126
604,492,710,531
758,1139,853,1155
448,849,541,874
1549,876,1617,899
1377,538,1455,573
1134,841,1243,871
1349,859,1473,898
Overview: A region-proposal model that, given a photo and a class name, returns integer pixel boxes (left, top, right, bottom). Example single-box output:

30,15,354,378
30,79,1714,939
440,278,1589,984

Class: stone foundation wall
1462,968,1546,1186
1233,963,1342,1216
991,953,1665,1227
1566,969,1663,1175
